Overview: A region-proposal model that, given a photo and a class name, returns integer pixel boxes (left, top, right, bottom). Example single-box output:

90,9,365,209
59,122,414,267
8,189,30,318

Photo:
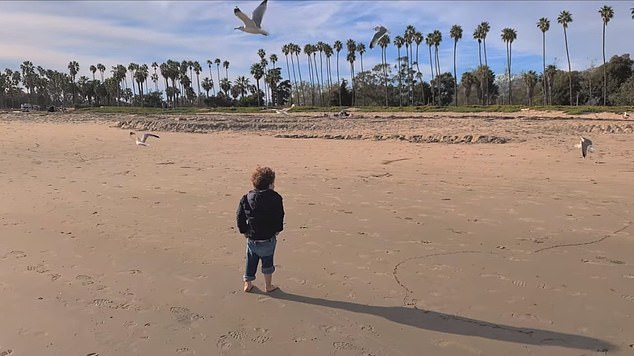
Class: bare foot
244,281,253,292
265,285,278,293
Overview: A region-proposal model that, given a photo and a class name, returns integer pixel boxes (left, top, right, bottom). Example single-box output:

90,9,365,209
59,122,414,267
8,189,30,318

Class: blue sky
0,1,632,86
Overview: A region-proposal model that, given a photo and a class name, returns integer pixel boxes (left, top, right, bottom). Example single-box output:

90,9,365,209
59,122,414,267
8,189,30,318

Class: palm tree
479,22,491,104
128,63,138,96
413,31,424,104
303,44,315,104
501,28,518,104
323,43,334,100
270,53,280,104
450,25,463,106
223,60,230,80
425,33,435,105
432,30,443,106
404,25,416,105
356,42,366,105
522,71,538,106
599,5,614,106
193,61,202,105
97,63,106,82
89,65,97,81
151,62,159,92
461,72,477,105
292,44,305,105
379,34,391,106
558,10,573,105
394,35,404,106
537,17,550,105
310,45,322,105
250,63,264,106
214,58,222,94
282,45,294,104
317,41,326,104
68,60,79,105
206,60,215,95
258,49,268,104
346,39,356,106
201,77,213,98
333,40,343,106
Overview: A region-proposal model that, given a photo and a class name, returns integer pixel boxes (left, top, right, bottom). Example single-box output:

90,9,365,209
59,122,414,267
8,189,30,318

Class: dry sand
1,110,633,355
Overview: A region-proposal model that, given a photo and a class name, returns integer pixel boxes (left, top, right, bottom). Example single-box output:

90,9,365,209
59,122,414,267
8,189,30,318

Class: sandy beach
1,110,633,355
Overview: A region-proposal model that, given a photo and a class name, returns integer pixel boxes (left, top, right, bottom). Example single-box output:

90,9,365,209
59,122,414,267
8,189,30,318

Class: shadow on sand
267,289,614,351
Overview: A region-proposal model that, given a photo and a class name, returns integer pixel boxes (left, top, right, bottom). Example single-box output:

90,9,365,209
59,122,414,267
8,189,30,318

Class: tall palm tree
323,43,334,99
89,65,97,81
379,34,391,106
346,39,356,106
450,25,463,106
501,27,518,104
257,49,267,104
479,22,491,104
128,63,138,96
413,31,424,104
432,30,443,106
214,58,222,94
292,44,305,105
425,33,435,105
356,42,366,105
97,63,105,82
317,41,326,104
282,45,294,104
599,5,614,106
558,10,573,105
223,60,230,81
303,44,315,104
288,43,300,105
404,25,416,105
269,53,280,104
537,17,550,105
251,63,264,106
68,61,79,105
193,61,202,105
333,40,343,106
206,60,215,95
151,62,159,92
310,45,322,105
394,36,404,106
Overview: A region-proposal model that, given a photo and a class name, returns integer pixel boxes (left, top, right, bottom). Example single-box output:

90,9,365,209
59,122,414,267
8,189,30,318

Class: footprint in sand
170,306,203,324
5,251,26,259
75,275,94,286
0,349,13,356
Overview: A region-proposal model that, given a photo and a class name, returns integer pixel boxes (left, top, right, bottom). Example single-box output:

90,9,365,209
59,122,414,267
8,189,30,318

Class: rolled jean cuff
261,265,275,274
243,275,256,282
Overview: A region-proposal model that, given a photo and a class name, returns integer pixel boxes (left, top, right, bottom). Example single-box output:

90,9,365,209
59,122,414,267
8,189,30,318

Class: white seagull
369,25,389,49
234,0,269,36
624,112,629,119
273,104,295,116
130,132,160,146
576,136,593,158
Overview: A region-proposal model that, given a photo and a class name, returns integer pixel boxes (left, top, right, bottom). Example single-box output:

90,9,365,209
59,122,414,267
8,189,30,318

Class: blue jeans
244,237,277,282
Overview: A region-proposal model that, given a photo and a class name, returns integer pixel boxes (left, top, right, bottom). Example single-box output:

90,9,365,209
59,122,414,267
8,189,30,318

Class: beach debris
130,131,160,146
370,25,389,49
234,0,269,36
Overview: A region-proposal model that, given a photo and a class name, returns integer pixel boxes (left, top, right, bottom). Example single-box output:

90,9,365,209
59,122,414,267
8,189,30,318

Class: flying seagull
273,104,295,116
369,25,389,49
234,0,269,36
130,131,160,146
577,136,593,158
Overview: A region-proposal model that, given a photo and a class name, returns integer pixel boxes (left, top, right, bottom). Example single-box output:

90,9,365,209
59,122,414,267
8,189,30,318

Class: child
236,166,285,292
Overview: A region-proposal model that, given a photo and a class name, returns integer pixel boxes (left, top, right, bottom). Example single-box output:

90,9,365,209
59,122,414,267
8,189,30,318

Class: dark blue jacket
237,189,284,240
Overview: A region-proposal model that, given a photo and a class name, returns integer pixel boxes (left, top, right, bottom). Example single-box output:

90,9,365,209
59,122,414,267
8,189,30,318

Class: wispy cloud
0,1,631,83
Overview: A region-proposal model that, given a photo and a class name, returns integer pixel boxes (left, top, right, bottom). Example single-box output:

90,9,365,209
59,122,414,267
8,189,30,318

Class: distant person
236,166,285,293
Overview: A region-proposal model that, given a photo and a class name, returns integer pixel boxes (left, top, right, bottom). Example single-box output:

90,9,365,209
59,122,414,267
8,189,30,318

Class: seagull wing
370,27,387,49
251,0,268,28
142,133,160,143
581,137,592,158
234,7,256,27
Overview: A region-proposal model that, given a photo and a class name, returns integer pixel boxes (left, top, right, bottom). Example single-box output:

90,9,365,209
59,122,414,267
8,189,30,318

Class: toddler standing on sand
236,166,285,293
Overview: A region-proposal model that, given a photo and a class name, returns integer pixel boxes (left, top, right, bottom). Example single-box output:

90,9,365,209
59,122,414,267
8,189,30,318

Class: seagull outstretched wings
234,0,269,36
370,26,389,49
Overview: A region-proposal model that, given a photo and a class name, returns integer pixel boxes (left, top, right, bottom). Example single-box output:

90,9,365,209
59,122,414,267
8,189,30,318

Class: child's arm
236,195,249,234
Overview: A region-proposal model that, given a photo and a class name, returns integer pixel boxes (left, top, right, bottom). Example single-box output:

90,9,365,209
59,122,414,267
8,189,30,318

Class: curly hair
251,166,276,190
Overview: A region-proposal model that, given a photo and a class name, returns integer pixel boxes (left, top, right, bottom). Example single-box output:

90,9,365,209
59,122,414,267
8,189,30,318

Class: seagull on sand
576,136,593,158
624,112,630,119
130,132,160,146
369,25,389,49
273,104,295,116
234,0,269,36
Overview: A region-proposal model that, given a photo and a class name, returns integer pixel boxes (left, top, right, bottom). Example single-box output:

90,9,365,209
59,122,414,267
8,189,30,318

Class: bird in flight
273,104,295,116
130,132,160,146
577,136,593,158
234,0,269,36
369,25,389,49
